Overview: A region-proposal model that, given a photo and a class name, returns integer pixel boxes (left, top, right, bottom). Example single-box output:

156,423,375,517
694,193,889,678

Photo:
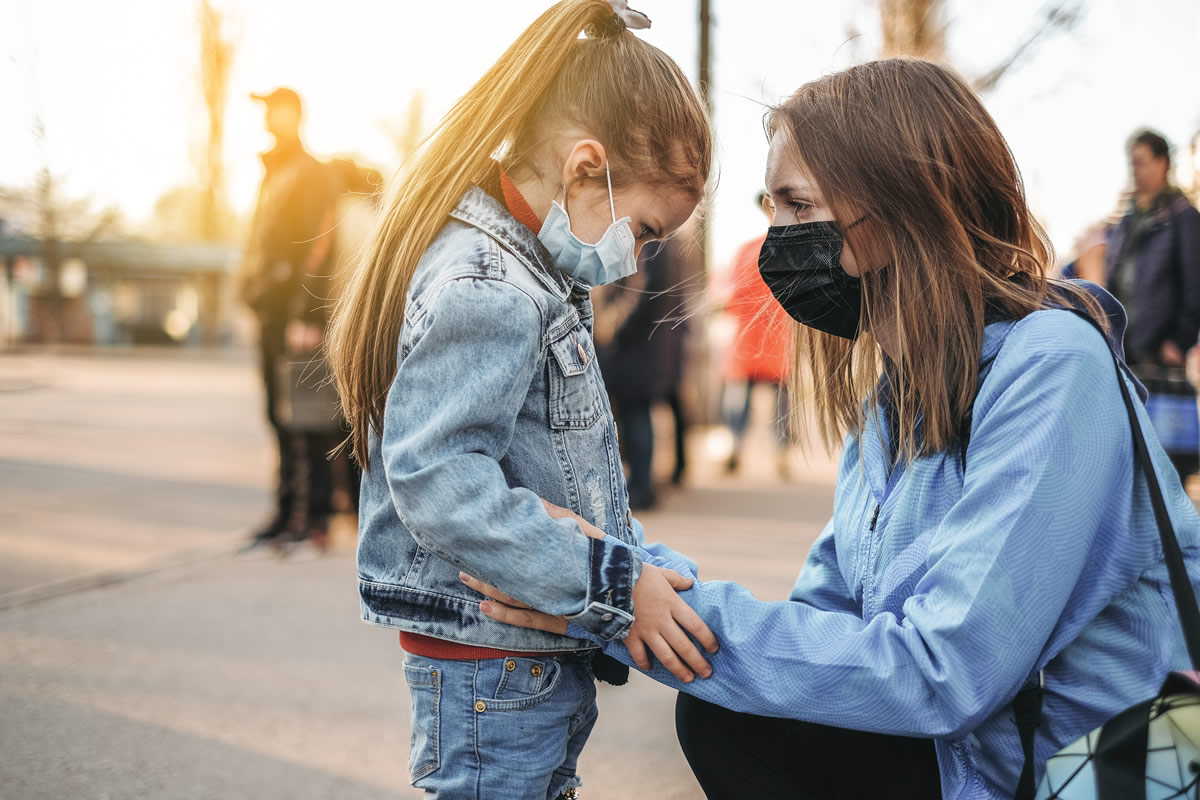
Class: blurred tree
880,0,946,60
0,163,122,344
146,184,239,243
876,0,1082,92
198,0,235,241
384,91,426,165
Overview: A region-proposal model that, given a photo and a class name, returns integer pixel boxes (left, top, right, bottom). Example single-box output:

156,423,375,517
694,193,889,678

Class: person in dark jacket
1104,129,1200,366
594,238,690,510
236,87,339,550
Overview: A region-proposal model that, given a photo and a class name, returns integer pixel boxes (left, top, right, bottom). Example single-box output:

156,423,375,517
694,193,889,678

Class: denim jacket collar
450,186,575,301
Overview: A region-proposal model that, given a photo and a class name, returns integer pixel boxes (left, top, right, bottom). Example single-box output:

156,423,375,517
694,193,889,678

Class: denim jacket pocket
548,326,603,430
478,656,563,712
402,660,442,783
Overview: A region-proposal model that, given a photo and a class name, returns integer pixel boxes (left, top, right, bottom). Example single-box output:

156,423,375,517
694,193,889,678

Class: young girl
326,2,716,797
468,58,1200,799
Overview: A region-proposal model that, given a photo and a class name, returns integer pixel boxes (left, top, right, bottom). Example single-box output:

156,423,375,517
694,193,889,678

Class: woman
462,58,1200,799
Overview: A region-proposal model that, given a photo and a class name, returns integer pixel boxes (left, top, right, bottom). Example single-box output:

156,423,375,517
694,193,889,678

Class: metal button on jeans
474,700,487,713
601,613,613,622
530,664,543,677
504,659,516,672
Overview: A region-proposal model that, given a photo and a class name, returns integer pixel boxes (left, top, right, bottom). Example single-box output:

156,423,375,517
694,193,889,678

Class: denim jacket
357,185,656,651
576,299,1200,799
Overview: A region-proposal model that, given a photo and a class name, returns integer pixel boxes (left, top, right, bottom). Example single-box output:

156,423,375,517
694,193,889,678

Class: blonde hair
769,58,1103,461
328,0,712,467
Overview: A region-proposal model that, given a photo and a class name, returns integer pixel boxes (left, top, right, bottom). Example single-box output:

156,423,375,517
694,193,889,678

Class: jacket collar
259,137,308,173
450,186,574,301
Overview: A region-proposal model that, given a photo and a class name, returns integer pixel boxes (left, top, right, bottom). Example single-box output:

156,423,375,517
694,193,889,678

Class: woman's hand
462,565,717,682
540,498,607,539
460,497,720,683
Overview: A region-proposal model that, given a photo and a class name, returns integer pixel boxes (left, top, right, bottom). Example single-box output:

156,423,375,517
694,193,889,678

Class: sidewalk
0,352,836,799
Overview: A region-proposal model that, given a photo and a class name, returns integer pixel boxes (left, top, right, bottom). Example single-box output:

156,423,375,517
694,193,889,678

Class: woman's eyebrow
772,184,817,198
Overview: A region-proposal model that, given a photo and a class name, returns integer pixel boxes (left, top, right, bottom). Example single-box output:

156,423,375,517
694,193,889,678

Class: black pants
258,318,339,526
675,693,942,799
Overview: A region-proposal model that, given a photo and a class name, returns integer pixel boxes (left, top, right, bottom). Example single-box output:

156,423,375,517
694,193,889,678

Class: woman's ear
561,139,608,190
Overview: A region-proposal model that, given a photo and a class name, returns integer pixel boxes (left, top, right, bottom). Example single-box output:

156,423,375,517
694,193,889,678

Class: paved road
0,350,836,799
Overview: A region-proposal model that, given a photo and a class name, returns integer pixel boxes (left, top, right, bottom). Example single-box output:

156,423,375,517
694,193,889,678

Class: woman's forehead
765,131,810,177
765,143,819,198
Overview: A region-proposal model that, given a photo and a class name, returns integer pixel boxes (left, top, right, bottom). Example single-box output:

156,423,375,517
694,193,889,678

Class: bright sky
2,0,1199,267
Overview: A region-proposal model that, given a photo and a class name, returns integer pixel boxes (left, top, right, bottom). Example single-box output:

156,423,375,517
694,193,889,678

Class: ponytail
329,0,711,467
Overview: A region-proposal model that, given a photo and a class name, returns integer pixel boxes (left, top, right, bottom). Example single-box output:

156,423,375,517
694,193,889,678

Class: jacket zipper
860,502,883,616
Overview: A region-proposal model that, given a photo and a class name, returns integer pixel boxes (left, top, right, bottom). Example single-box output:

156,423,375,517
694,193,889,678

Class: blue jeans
403,651,599,799
722,379,788,452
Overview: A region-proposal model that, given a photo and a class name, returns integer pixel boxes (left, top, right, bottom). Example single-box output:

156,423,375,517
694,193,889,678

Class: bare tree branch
973,2,1082,93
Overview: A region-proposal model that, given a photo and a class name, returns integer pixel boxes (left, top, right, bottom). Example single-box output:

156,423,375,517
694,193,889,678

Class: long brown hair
769,58,1103,461
328,0,711,467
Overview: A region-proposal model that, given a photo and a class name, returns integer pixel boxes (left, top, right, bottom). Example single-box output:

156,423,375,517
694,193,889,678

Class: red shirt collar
498,165,543,235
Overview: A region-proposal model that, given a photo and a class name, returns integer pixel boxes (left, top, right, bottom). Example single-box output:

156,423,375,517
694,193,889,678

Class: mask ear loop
605,161,616,223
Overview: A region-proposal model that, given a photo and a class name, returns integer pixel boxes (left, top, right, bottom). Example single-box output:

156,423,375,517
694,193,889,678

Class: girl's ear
561,139,609,190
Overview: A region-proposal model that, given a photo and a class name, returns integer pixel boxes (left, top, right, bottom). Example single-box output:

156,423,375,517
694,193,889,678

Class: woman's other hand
459,571,569,634
540,498,606,539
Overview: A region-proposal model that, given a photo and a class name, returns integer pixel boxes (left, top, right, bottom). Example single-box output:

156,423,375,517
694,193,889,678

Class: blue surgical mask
537,162,637,287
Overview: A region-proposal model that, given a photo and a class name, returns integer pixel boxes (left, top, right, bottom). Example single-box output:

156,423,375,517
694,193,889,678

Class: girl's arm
383,275,639,640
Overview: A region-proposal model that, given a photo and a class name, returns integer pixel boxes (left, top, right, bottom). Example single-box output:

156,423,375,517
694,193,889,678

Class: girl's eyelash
641,225,656,238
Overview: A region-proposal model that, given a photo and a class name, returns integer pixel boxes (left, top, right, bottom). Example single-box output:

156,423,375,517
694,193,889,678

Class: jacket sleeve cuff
565,537,643,641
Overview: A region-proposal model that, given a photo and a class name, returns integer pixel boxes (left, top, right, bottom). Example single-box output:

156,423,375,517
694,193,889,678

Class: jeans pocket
482,656,563,712
403,660,441,783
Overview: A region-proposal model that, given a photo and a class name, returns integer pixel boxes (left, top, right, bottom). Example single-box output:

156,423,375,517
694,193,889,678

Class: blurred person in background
1105,130,1200,367
595,237,690,510
718,190,792,477
1106,130,1200,481
236,87,340,550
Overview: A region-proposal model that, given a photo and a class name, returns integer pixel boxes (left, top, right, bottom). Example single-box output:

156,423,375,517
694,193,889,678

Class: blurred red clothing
722,234,793,383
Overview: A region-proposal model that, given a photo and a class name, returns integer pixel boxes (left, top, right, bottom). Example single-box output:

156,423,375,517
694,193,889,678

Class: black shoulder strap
1003,311,1200,799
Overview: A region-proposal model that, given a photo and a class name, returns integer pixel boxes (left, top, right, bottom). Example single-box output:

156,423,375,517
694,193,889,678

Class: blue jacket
1104,191,1200,358
576,298,1200,799
357,185,656,650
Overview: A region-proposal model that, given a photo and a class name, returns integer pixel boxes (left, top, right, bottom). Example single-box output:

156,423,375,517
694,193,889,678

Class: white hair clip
609,0,651,30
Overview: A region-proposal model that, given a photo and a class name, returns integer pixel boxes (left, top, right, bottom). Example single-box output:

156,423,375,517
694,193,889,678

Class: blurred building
0,237,238,347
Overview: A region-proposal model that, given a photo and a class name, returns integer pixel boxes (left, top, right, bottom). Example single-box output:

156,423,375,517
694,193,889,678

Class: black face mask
758,220,863,340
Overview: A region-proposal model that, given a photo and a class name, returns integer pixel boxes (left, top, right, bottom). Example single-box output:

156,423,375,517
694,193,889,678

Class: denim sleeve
585,316,1141,737
382,276,642,640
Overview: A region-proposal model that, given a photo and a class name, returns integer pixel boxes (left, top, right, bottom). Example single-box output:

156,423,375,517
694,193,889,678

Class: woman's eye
788,200,813,217
640,224,656,239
